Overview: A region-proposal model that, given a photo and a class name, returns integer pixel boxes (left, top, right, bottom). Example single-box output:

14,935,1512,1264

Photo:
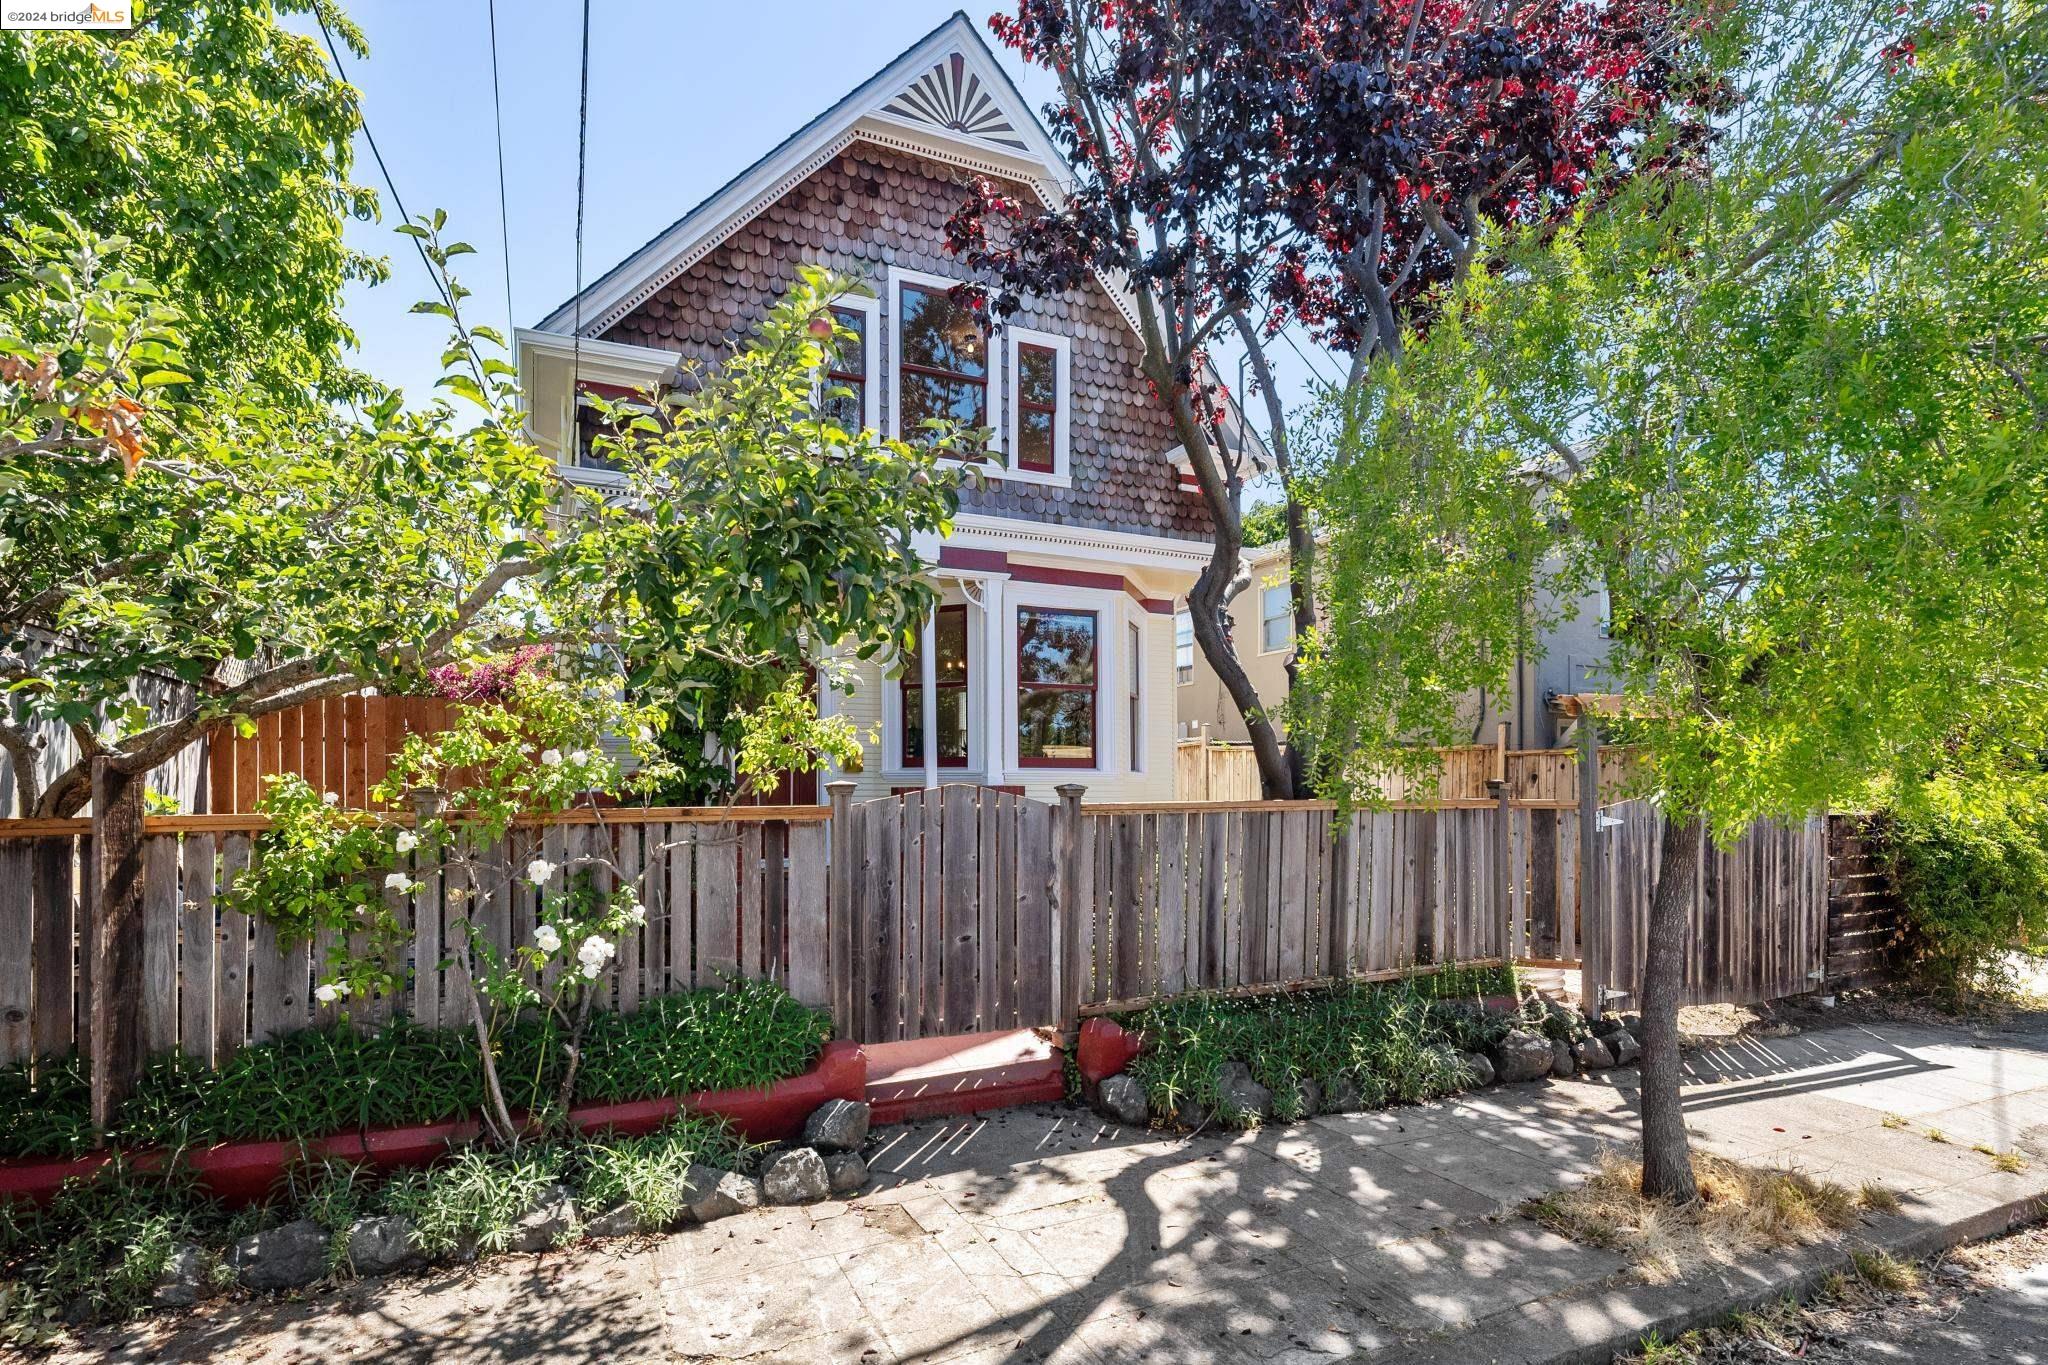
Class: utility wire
570,0,592,398
486,0,516,329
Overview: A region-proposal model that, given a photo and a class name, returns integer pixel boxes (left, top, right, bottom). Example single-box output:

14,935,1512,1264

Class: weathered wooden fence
0,786,1832,1067
1173,740,1261,802
1578,803,1830,1012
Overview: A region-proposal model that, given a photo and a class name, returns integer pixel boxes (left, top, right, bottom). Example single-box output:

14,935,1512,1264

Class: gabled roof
535,11,1080,339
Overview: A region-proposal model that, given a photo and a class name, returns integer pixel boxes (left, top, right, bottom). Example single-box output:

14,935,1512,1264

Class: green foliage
374,1146,569,1257
0,3,384,399
734,674,865,800
569,1116,755,1231
1880,768,2048,1000
1119,975,1519,1119
0,983,829,1160
1240,500,1288,548
0,1160,222,1347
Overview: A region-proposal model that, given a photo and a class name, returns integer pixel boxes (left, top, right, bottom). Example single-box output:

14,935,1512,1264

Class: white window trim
888,266,1002,458
880,588,983,779
1008,581,1123,779
1259,581,1293,656
1000,326,1072,488
820,290,881,432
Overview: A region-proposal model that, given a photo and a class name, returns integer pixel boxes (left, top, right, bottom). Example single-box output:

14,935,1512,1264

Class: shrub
1119,970,1517,1119
0,981,830,1160
1880,770,2048,1001
375,1146,568,1257
570,1115,755,1230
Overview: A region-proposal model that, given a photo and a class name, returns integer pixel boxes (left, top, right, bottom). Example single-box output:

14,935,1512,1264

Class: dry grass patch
1924,1126,1948,1144
1990,1149,2029,1174
1523,1150,1866,1283
1881,1112,1909,1129
1858,1181,1902,1214
1850,1247,1921,1292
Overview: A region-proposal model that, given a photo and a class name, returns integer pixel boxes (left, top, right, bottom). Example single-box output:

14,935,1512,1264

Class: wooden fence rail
1,787,1831,1068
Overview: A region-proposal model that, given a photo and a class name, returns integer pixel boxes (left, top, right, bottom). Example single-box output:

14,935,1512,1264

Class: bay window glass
898,283,986,434
821,305,868,430
1017,607,1096,767
902,605,969,766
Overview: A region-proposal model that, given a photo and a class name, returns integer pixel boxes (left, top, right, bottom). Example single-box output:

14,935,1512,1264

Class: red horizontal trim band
1008,563,1126,593
936,546,1011,574
1140,598,1174,615
576,379,642,400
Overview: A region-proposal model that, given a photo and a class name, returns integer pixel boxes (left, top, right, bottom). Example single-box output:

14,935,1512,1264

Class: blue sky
308,1,1326,452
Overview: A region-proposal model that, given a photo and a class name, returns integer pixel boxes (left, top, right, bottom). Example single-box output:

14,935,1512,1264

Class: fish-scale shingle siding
601,142,1213,542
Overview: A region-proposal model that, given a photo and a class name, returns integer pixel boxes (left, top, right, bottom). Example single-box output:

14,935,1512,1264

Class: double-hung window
1003,328,1070,482
902,604,969,767
896,282,987,436
1260,583,1292,654
1017,607,1097,767
1174,610,1194,684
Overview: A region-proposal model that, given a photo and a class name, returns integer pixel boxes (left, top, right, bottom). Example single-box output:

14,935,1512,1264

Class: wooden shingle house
517,12,1221,803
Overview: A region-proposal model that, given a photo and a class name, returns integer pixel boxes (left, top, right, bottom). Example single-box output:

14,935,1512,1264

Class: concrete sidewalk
60,1017,2048,1365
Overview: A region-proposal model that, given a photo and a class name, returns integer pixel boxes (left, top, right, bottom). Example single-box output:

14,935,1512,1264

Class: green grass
569,1115,757,1231
1117,969,1576,1122
0,980,831,1160
374,1145,570,1257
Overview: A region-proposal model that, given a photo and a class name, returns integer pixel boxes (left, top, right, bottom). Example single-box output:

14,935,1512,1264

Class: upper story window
902,604,969,767
897,281,987,433
817,291,880,433
1017,607,1096,768
573,381,650,475
1004,328,1071,484
1260,583,1291,654
1174,610,1195,684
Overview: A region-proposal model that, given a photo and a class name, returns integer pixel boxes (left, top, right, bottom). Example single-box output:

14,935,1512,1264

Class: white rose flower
569,749,590,766
624,903,647,927
540,749,563,767
393,830,419,854
314,982,349,1004
323,791,339,806
533,924,562,954
526,858,557,885
384,872,415,893
581,959,603,979
635,726,654,743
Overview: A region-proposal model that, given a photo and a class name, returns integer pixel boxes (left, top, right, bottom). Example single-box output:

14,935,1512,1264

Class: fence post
1577,717,1600,1018
1054,783,1086,1032
826,781,856,1037
1491,777,1518,964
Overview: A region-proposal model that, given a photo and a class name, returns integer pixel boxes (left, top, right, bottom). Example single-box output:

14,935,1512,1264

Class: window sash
1015,342,1059,473
1017,607,1097,768
902,604,969,767
1261,585,1291,653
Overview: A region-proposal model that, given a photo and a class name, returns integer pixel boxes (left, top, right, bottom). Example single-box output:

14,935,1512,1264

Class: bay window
1017,607,1096,767
902,604,969,767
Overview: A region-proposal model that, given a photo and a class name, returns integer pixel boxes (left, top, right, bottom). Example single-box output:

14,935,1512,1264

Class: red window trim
901,603,970,768
1016,606,1098,769
1014,341,1059,473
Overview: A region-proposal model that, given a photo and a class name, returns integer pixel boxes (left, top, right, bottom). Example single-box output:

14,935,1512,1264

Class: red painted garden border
0,1040,865,1207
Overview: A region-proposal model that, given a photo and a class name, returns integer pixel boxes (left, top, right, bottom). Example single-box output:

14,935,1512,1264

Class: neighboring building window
821,304,869,430
1128,620,1142,772
1174,610,1194,685
1260,583,1292,654
1017,607,1096,767
897,282,987,433
902,605,969,767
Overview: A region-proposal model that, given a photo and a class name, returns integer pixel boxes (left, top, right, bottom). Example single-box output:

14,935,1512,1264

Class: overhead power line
486,0,516,329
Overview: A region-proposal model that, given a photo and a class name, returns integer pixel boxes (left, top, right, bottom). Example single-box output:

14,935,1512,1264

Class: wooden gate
1580,801,1829,1012
832,785,1073,1043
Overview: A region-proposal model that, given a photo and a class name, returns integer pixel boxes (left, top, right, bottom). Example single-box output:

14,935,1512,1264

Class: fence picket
216,835,251,1061
0,842,31,1064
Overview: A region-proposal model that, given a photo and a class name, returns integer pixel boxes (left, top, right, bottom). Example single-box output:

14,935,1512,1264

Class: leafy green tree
1300,0,2048,1200
0,2,384,397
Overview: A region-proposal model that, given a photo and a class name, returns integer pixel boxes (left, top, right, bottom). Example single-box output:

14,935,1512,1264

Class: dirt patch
1615,1221,2048,1363
1522,1151,1880,1284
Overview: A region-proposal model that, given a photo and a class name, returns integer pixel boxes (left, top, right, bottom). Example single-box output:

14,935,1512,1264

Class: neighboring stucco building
1175,543,1615,750
517,13,1235,803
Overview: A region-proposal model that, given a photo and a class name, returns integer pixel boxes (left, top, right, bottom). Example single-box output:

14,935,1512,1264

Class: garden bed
0,1040,863,1207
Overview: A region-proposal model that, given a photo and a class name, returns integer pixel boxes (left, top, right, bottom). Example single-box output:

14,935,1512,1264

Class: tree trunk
1638,810,1705,1202
89,757,146,1137
1186,560,1295,798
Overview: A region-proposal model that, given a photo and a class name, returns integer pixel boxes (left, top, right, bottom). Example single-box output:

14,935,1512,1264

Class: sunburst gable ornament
880,52,1028,151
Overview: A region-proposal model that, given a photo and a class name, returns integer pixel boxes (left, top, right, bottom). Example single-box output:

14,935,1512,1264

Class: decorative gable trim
881,51,1029,150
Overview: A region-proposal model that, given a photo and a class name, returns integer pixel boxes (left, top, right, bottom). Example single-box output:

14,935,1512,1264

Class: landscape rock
686,1167,763,1223
1095,1072,1150,1127
762,1147,830,1205
153,1243,212,1307
1491,1029,1556,1084
346,1215,424,1275
1214,1061,1275,1124
1573,1035,1616,1070
1289,1078,1322,1121
1610,1030,1642,1065
1551,1039,1577,1078
1173,1098,1213,1131
824,1152,870,1195
1460,1051,1497,1087
507,1184,578,1253
1320,1074,1364,1114
583,1203,643,1239
230,1219,330,1291
803,1099,871,1153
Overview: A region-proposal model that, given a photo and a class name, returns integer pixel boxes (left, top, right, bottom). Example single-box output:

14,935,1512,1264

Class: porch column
921,604,939,792
981,574,1007,789
815,648,840,782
